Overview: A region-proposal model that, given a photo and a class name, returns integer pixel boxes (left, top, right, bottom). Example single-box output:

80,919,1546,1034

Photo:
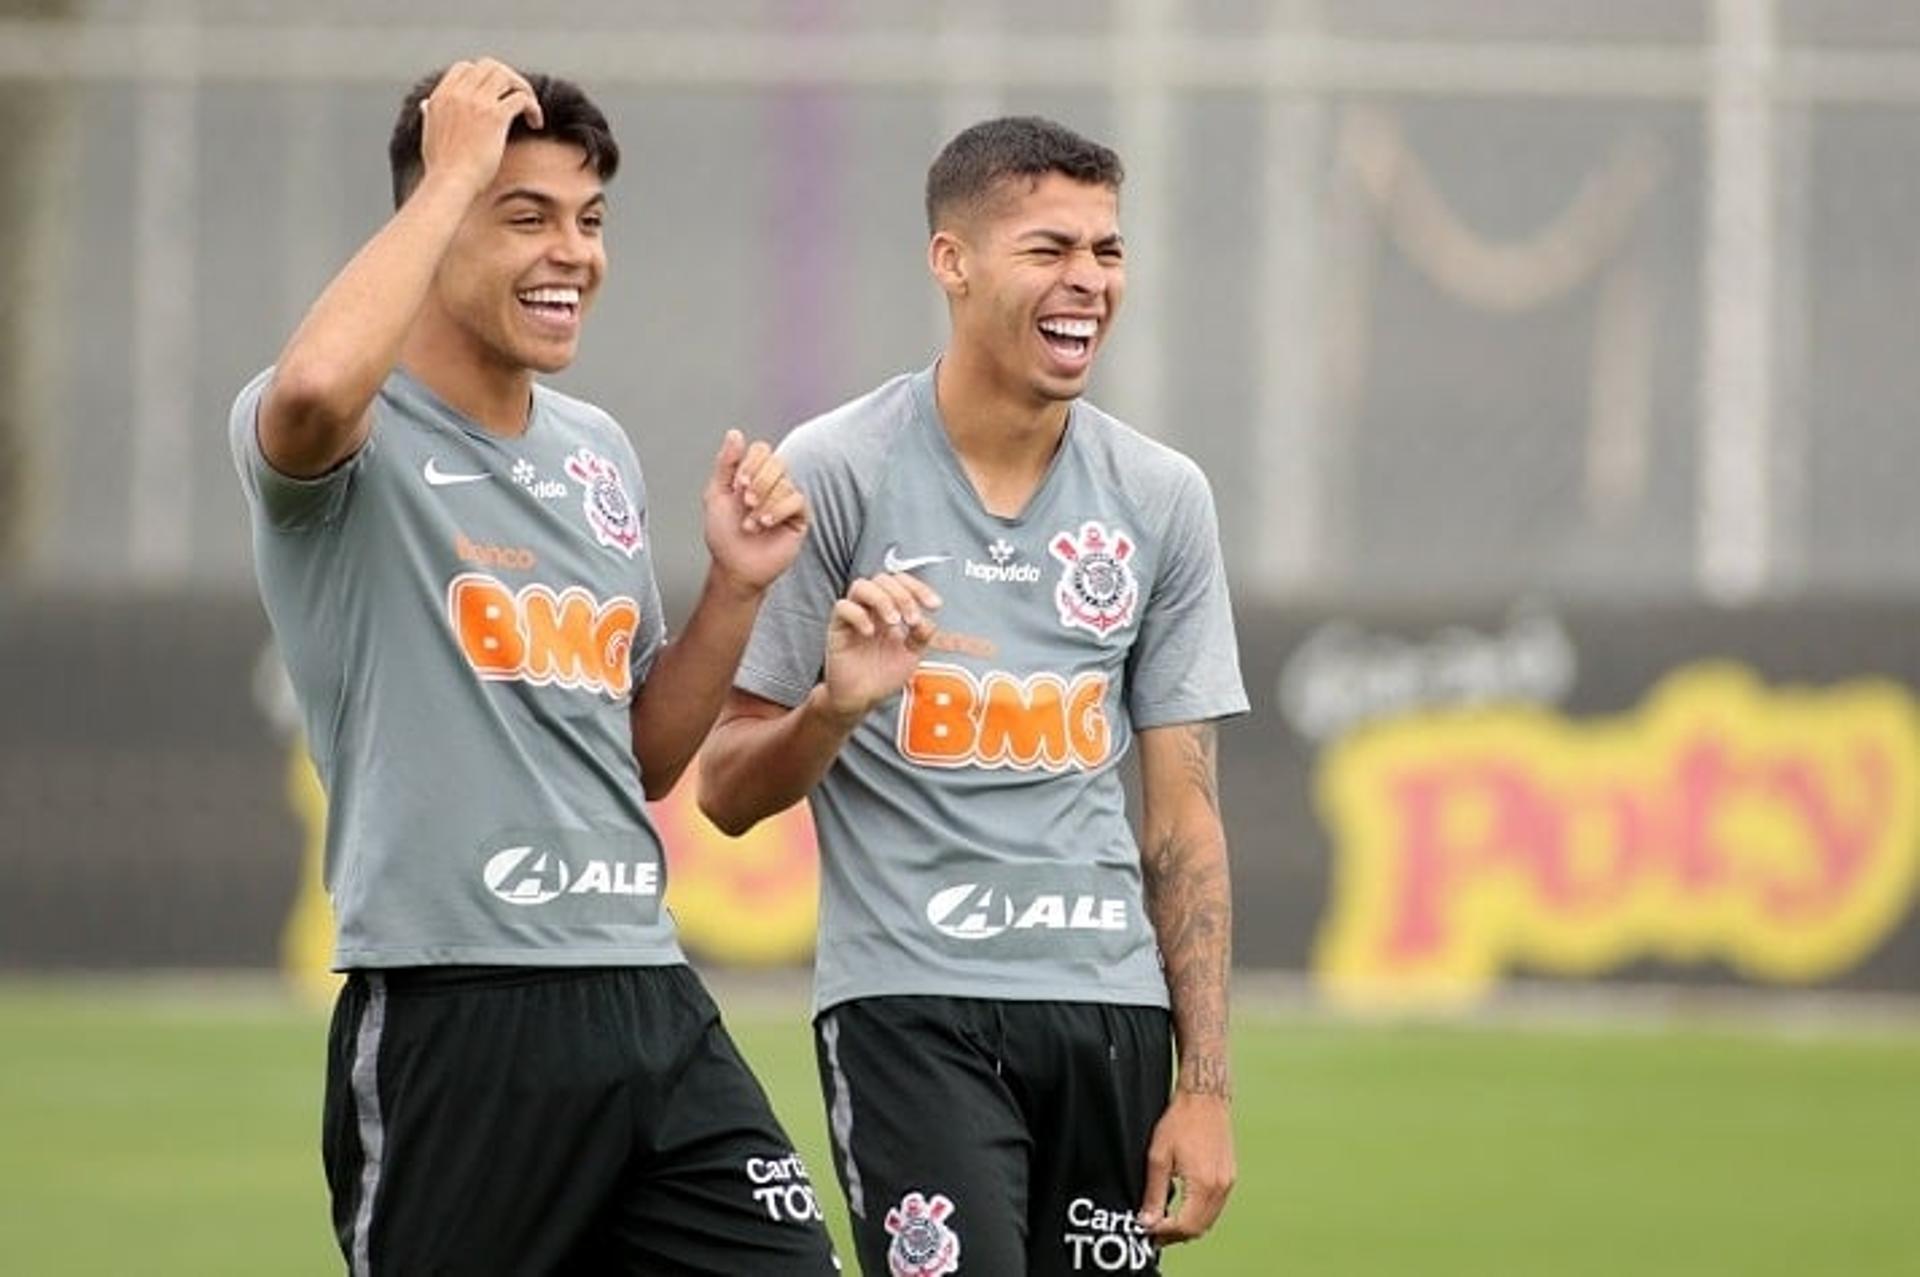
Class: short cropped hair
925,116,1124,233
387,68,619,208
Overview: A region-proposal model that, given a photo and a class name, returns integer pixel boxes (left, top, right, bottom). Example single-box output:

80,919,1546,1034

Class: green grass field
2,980,1916,1276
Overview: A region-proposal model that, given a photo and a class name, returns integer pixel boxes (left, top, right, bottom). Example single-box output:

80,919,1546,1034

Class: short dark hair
388,68,620,208
925,116,1123,233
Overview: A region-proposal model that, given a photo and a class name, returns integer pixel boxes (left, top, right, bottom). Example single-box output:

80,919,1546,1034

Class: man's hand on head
417,58,545,202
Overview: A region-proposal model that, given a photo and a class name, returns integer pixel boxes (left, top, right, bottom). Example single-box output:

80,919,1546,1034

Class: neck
399,314,536,436
934,343,1071,474
932,346,1073,519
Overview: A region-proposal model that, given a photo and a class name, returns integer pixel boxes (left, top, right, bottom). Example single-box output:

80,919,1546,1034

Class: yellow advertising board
1314,664,1920,1006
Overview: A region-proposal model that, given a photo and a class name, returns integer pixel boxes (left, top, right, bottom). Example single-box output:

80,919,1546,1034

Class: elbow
269,358,350,425
262,362,363,472
693,756,761,837
641,761,687,805
696,784,760,838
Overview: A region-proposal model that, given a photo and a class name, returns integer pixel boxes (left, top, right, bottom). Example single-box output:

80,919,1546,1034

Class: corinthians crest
563,447,643,558
884,1191,961,1277
1050,520,1138,637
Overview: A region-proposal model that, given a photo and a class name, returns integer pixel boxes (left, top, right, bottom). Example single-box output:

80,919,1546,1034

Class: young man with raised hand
230,59,839,1274
701,115,1247,1276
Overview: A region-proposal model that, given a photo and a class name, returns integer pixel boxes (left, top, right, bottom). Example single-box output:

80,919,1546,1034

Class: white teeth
519,287,580,306
1039,317,1097,339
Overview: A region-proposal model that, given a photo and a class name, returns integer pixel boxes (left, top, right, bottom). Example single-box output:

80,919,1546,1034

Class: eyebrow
1016,228,1124,250
493,188,608,211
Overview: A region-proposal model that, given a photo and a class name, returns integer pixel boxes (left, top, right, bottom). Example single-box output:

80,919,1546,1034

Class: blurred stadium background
3,1,1919,1273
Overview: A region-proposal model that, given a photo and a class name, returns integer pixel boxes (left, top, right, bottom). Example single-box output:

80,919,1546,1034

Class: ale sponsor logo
481,845,660,907
925,884,1128,942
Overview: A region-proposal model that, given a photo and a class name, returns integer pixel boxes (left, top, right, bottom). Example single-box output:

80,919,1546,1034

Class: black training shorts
325,964,841,1275
815,995,1171,1277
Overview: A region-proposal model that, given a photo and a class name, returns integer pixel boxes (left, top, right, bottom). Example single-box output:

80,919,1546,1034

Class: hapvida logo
510,457,568,500
964,559,1041,583
963,537,1041,584
482,845,660,906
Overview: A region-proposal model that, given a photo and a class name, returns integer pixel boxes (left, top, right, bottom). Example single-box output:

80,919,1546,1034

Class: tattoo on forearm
1178,723,1220,817
1178,1053,1234,1100
1141,725,1235,1103
1149,827,1231,1039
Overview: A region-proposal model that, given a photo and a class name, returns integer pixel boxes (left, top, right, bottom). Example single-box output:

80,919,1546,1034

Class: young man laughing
701,116,1247,1276
230,60,838,1275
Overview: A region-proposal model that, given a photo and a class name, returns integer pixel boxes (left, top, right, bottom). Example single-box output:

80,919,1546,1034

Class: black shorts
814,996,1172,1277
324,964,841,1276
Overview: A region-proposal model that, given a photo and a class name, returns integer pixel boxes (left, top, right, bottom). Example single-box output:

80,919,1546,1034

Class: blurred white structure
5,0,1920,603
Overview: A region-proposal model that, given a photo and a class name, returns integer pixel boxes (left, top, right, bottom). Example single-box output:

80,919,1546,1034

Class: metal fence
4,0,1920,604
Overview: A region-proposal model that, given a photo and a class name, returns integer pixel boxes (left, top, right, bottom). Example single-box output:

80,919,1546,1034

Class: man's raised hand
703,430,809,594
417,58,544,200
821,573,942,724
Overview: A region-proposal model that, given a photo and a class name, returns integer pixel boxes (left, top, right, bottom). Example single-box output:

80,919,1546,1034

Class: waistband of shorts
351,963,690,995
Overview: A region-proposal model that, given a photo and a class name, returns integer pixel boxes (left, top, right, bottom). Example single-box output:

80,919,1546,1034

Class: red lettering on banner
1315,664,1920,1006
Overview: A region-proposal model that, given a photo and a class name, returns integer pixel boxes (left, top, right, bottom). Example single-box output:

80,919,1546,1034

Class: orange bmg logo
1314,663,1920,1007
899,663,1112,772
448,572,639,698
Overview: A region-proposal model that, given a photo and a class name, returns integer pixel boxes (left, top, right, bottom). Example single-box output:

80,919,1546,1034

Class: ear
928,230,968,300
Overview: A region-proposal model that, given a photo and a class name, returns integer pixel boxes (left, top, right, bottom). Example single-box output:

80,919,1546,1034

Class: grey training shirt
231,366,684,969
738,367,1248,1014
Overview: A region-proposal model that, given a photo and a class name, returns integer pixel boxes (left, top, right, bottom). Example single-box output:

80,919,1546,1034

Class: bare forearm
699,687,861,834
701,569,939,833
1139,723,1234,1099
630,566,764,798
1144,824,1233,1097
264,172,478,472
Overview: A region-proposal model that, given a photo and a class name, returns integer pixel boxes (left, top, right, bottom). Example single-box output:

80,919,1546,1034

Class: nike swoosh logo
423,458,493,487
883,545,954,573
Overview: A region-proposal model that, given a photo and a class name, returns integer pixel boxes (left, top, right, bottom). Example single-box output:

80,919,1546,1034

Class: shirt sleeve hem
735,663,814,710
1129,695,1252,731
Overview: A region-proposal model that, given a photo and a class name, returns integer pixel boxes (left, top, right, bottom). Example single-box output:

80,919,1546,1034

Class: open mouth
517,285,582,328
1038,316,1097,363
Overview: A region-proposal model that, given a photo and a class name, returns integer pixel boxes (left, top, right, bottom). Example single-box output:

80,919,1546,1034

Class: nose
549,223,598,271
1063,247,1104,296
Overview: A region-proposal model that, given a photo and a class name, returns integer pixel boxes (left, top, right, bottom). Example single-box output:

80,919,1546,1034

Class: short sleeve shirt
738,368,1248,1013
230,367,683,969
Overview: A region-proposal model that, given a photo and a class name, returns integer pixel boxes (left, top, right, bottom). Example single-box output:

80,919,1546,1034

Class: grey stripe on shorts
350,974,388,1277
819,1012,865,1219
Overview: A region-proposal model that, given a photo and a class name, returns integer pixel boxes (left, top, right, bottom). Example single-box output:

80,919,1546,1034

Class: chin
1034,371,1091,403
521,344,579,375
